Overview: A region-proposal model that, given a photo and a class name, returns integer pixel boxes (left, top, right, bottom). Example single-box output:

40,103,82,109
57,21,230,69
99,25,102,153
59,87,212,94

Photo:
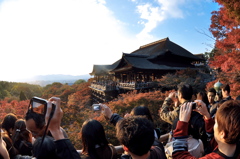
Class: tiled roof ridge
139,37,169,49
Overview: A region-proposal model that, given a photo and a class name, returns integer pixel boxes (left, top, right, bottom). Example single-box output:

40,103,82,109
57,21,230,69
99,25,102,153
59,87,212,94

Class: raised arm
46,97,81,159
100,104,123,126
172,102,199,159
159,92,179,125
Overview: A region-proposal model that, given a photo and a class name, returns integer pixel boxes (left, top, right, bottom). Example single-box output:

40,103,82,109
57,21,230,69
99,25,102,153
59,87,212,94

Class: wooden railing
118,82,155,90
90,82,156,91
90,83,116,91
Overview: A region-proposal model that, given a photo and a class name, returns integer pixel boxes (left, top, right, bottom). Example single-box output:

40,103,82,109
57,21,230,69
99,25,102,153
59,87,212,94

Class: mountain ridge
14,74,92,86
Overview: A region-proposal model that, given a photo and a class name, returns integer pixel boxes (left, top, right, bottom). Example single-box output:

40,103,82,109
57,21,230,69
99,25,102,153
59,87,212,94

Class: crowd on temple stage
0,82,240,159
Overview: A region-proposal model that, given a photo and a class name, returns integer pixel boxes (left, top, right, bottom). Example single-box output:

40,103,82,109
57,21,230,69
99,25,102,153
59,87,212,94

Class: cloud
0,0,145,81
135,0,186,39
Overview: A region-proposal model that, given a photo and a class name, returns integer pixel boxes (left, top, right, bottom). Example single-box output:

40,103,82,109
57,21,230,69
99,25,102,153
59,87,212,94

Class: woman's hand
179,102,192,123
100,104,113,120
194,100,211,119
124,113,131,118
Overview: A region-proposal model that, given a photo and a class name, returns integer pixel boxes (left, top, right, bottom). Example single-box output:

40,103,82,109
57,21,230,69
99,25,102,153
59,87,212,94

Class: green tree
19,91,27,100
74,79,86,85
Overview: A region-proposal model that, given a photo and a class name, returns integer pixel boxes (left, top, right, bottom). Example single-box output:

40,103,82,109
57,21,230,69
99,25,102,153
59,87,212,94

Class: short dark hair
116,116,154,156
221,84,230,94
216,100,240,144
130,106,153,123
25,111,45,129
197,91,210,106
207,88,216,95
177,83,193,100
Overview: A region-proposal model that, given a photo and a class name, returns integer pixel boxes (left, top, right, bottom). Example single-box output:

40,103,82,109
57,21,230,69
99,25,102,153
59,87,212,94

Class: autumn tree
209,0,240,97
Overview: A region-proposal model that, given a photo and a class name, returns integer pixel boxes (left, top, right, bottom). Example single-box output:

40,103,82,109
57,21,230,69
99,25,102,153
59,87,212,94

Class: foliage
214,0,240,23
74,79,86,85
97,90,172,147
157,69,212,94
209,0,240,97
0,81,43,100
0,74,214,151
0,99,29,121
19,91,27,101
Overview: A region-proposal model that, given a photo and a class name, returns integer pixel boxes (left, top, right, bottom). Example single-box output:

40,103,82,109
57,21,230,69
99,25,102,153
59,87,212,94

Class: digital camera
30,96,56,116
192,102,197,110
92,104,101,111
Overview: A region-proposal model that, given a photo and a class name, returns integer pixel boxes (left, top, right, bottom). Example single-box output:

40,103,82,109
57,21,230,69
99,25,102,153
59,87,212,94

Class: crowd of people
0,83,240,159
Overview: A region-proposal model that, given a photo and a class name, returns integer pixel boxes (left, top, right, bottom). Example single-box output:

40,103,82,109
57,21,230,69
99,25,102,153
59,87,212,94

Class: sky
0,0,219,81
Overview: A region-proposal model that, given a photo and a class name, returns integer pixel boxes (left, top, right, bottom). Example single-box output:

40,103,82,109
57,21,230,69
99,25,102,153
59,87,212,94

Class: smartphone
192,102,197,110
92,104,101,111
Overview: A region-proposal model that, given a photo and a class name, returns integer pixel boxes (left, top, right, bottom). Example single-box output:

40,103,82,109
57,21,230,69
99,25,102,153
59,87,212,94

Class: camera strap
36,107,55,158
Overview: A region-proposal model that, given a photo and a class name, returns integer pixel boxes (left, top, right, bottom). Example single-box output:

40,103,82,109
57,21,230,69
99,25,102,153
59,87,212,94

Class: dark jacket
110,113,166,159
80,144,117,159
15,139,81,159
55,139,81,159
121,146,166,159
110,113,123,126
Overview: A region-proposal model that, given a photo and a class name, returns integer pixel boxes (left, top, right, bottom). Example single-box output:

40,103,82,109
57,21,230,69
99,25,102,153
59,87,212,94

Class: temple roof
90,37,204,75
131,37,201,60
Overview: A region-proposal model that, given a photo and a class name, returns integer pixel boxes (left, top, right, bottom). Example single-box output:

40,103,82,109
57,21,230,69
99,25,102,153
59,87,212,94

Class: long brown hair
12,119,32,145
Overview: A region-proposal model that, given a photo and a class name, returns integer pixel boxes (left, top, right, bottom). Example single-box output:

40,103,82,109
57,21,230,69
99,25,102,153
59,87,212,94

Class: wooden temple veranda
89,37,204,102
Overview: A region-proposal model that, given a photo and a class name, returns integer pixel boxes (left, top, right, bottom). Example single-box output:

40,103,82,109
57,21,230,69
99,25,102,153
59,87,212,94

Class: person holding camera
173,100,240,158
18,97,81,159
159,83,193,125
39,97,81,159
100,104,166,159
159,83,208,157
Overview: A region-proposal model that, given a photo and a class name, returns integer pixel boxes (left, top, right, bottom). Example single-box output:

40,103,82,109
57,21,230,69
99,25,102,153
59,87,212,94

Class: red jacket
172,121,240,159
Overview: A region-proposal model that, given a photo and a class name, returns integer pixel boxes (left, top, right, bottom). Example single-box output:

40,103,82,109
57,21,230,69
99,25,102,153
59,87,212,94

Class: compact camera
192,102,197,110
92,104,101,111
30,96,56,116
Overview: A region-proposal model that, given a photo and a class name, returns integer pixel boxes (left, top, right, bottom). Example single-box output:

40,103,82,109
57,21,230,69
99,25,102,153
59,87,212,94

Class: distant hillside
17,74,92,86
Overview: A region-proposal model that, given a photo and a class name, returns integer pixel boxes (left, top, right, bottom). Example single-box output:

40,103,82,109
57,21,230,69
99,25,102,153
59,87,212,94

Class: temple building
89,37,204,102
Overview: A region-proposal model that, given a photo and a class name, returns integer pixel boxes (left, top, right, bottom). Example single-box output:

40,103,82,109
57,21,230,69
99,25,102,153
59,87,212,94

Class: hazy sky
0,0,219,81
